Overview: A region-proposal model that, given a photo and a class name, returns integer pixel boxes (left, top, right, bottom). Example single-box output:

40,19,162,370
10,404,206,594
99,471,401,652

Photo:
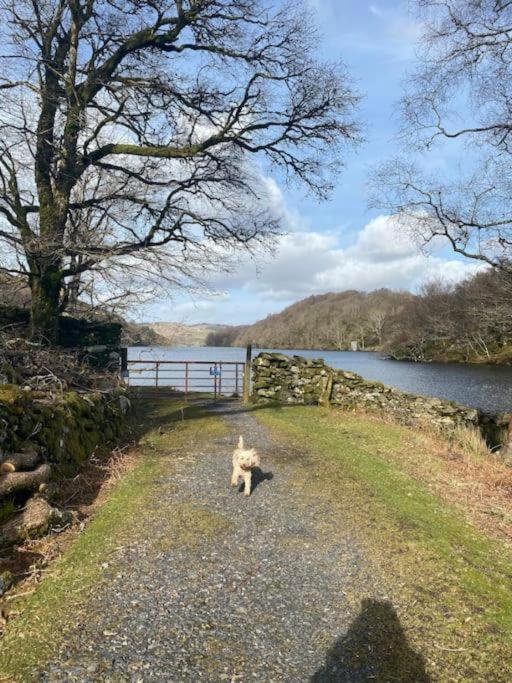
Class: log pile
0,447,69,547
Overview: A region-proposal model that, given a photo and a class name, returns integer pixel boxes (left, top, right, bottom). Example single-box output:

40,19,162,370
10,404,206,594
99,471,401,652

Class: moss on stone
0,387,128,478
0,385,23,404
0,499,16,524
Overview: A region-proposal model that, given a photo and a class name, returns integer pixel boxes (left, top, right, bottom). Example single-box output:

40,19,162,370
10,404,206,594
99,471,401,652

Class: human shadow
238,466,274,494
311,599,430,683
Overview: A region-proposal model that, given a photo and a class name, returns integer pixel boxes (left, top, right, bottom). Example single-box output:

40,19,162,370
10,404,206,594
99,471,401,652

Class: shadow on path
237,466,274,494
311,599,430,683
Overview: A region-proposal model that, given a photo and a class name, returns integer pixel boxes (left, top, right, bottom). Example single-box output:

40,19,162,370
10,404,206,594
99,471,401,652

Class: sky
142,0,481,326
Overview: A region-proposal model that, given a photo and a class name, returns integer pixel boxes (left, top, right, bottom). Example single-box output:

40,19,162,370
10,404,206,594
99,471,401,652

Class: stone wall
252,353,509,442
0,385,130,476
0,385,130,555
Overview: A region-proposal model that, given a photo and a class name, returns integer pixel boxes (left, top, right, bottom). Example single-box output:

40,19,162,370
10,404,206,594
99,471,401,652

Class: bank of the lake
387,342,512,367
128,346,512,414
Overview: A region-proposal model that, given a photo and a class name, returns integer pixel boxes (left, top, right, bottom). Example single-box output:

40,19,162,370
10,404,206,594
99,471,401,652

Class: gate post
120,348,128,383
243,344,252,405
185,362,189,403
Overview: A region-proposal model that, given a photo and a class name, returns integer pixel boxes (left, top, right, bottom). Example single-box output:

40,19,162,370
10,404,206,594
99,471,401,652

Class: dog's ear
238,435,244,449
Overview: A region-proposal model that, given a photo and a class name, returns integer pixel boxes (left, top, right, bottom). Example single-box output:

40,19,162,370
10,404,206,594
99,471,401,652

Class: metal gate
124,358,249,401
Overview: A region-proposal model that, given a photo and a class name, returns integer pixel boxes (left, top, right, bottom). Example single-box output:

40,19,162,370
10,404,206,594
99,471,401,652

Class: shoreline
134,342,512,367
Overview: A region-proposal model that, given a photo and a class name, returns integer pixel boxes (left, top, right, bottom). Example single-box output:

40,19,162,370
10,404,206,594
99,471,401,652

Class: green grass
0,400,227,682
256,405,512,679
488,342,512,364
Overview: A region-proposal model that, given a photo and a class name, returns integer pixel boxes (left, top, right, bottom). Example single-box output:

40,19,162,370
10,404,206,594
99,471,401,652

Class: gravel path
39,403,423,682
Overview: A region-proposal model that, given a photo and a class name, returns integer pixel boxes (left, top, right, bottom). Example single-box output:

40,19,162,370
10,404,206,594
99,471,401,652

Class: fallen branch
0,496,70,547
0,448,40,473
0,464,50,498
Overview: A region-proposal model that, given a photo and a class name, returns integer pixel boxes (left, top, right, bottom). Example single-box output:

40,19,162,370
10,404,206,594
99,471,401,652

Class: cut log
0,464,50,498
0,496,66,547
0,448,40,473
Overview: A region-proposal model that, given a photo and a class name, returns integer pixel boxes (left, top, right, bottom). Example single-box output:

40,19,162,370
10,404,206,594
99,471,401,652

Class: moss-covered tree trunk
29,263,62,344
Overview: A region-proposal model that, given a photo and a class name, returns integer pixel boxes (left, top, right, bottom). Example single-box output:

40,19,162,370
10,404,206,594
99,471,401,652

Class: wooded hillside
208,271,512,364
209,289,412,350
384,270,512,363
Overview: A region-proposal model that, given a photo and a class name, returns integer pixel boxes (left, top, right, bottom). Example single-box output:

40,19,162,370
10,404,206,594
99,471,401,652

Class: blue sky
142,0,481,326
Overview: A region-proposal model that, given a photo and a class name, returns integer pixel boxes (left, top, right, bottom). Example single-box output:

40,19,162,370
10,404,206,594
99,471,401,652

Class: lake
127,346,512,414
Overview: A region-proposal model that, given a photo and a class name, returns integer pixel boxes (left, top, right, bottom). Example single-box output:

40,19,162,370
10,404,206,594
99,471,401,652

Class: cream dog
231,436,260,496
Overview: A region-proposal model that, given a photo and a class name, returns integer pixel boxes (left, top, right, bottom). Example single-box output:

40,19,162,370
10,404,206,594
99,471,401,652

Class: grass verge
255,405,512,681
0,400,227,682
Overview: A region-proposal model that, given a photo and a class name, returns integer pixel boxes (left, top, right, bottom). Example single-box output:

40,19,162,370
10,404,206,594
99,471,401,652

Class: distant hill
213,289,412,350
143,322,231,346
121,322,168,347
210,273,512,365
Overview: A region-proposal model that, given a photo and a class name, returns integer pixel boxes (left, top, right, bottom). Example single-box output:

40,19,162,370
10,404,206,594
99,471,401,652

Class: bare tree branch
373,0,512,271
0,0,361,342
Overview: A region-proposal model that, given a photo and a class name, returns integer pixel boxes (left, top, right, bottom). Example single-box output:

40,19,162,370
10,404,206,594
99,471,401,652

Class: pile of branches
0,332,116,392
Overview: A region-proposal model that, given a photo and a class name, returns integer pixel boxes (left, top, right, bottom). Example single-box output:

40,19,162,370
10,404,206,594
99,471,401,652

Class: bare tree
0,0,360,343
366,307,387,346
232,289,410,350
372,0,512,272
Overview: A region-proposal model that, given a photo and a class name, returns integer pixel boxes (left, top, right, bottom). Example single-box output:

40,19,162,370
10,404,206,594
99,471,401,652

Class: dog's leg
231,466,240,487
243,470,252,496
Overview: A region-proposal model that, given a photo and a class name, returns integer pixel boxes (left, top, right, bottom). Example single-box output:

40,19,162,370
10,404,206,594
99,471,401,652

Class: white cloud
135,175,483,325
134,147,483,324
138,167,486,322
146,299,218,323
230,214,482,300
170,213,484,325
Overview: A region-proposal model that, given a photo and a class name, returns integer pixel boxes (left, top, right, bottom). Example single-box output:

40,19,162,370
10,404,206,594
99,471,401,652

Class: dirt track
40,402,428,682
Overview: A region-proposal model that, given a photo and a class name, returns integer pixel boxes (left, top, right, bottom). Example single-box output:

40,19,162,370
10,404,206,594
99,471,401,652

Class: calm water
128,346,512,414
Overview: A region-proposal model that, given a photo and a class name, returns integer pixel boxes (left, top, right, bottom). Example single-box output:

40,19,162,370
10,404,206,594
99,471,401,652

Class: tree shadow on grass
311,599,430,683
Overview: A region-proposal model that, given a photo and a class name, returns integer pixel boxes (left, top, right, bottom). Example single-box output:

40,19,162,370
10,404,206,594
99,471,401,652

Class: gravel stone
39,402,393,682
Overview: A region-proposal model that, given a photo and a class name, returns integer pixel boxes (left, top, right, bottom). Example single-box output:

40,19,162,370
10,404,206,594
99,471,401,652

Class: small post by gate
243,344,252,404
120,348,128,375
184,362,189,402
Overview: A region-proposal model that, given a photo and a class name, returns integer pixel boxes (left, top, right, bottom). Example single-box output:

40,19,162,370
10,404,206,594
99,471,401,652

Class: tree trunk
29,264,62,344
0,448,40,474
0,496,69,547
0,464,50,498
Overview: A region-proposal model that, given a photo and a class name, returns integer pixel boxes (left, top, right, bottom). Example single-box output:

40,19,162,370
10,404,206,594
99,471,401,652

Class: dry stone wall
252,353,508,442
0,385,130,475
0,385,130,554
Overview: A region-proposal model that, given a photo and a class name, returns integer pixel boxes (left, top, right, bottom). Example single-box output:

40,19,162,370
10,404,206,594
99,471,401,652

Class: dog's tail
238,435,244,449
